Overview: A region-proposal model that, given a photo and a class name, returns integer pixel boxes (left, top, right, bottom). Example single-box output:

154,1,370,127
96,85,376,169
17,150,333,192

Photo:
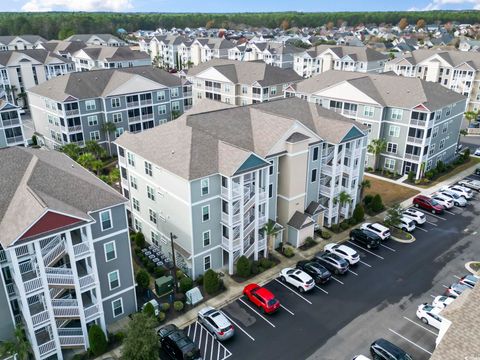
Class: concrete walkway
365,172,422,191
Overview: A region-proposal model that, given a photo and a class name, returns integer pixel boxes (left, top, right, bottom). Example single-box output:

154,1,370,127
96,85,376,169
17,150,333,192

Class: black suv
296,260,332,284
313,252,349,275
370,338,413,360
158,324,202,360
349,228,381,249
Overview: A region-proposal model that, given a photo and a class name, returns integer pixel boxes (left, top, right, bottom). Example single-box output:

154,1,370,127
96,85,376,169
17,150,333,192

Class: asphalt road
178,172,480,360
460,135,480,154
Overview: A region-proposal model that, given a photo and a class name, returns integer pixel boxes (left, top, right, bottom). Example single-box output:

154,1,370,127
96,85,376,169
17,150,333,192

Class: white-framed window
391,109,402,120
108,270,120,290
426,159,433,170
384,158,396,171
363,106,374,117
224,84,231,92
145,161,152,176
88,115,98,126
157,90,166,101
203,255,211,271
241,85,248,94
432,127,439,138
147,185,155,201
445,106,452,117
89,131,100,141
112,298,123,318
270,87,277,96
429,143,436,156
48,114,54,124
112,113,122,123
200,178,209,196
134,218,142,232
387,142,398,154
130,175,137,189
158,105,167,115
132,198,140,211
127,152,135,166
442,122,448,134
149,209,157,224
114,127,124,138
388,125,400,137
202,230,210,247
362,122,372,133
439,139,445,150
171,101,180,111
436,111,442,121
100,210,112,231
104,241,117,262
151,231,159,245
85,100,96,111
202,205,210,222
171,88,179,97
111,98,121,108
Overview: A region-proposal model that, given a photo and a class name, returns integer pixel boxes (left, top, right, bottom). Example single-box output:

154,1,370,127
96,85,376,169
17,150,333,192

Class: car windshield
431,199,439,206
423,305,434,312
267,299,277,307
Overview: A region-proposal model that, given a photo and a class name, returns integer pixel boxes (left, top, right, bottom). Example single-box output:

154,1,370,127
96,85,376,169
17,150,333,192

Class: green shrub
251,261,259,275
330,223,340,233
366,167,373,172
173,301,184,312
88,324,107,356
161,303,170,312
236,256,251,278
203,269,220,294
147,262,155,273
370,194,384,213
176,269,184,279
143,302,155,317
134,232,146,248
425,170,435,180
436,160,445,173
135,269,150,291
352,204,365,223
363,194,374,207
407,171,415,183
283,245,294,258
320,230,331,239
31,134,38,146
304,236,316,247
179,276,194,294
259,257,274,269
134,248,142,257
154,267,165,278
158,312,166,322
114,332,125,344
195,274,204,286
339,220,350,231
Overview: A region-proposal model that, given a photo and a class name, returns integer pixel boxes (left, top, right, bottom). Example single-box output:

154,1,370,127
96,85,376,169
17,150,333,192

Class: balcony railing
52,299,80,318
79,274,96,290
46,268,74,287
407,136,423,145
127,101,139,107
404,153,420,161
73,242,91,258
24,277,43,294
65,109,79,116
222,236,241,251
410,119,427,127
58,328,83,337
68,125,82,133
43,240,65,267
31,310,50,327
140,99,152,106
1,118,20,127
0,250,7,263
6,135,24,144
59,335,84,347
128,115,141,122
221,186,242,199
84,304,100,320
38,340,56,356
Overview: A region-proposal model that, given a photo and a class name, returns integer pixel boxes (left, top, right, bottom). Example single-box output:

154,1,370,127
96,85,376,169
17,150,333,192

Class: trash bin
155,275,173,297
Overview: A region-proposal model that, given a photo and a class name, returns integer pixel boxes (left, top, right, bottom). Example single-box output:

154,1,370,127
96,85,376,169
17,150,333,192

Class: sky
5,0,480,12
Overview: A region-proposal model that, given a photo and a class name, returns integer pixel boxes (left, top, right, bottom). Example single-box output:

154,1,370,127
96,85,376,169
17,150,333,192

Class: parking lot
179,171,480,360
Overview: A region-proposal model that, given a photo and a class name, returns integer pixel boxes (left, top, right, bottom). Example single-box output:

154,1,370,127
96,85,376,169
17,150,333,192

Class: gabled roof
0,49,72,67
74,46,150,62
310,45,387,62
288,211,315,230
41,40,88,55
0,35,47,46
389,48,480,69
65,34,125,44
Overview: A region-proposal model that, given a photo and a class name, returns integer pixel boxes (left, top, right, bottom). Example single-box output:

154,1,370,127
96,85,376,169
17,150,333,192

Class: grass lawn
414,157,480,189
364,175,420,207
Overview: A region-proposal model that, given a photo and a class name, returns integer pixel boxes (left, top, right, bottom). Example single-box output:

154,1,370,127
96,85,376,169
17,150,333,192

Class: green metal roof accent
341,126,364,143
234,154,269,176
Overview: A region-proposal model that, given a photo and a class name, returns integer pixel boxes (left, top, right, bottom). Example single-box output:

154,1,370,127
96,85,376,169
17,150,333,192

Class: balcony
6,283,15,297
410,119,427,127
52,299,80,318
45,267,74,287
407,136,423,145
404,153,420,162
222,236,241,251
221,185,242,200
1,118,20,127
73,242,91,258
0,249,6,263
84,303,100,320
79,274,96,291
31,310,50,328
127,101,139,108
140,99,152,106
65,109,79,116
38,339,57,357
24,277,43,294
128,115,141,123
67,125,82,133
6,135,24,145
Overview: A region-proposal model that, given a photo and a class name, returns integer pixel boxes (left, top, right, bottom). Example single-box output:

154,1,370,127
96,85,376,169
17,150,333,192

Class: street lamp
170,232,179,294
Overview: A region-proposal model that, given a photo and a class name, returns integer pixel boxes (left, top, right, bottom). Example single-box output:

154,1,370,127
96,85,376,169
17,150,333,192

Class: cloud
21,0,133,11
409,0,480,11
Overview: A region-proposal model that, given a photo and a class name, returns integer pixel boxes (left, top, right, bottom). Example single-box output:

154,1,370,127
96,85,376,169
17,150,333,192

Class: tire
280,276,286,283
367,244,371,249
421,317,428,325
432,210,436,214
414,203,419,208
298,286,304,293
455,202,459,206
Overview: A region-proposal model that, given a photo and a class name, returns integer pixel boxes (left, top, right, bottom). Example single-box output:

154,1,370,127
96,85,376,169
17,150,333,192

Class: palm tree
359,179,371,200
85,140,107,160
60,143,81,161
101,121,117,157
107,168,120,186
77,152,96,172
263,220,278,253
0,326,32,360
334,191,352,222
367,139,387,171
4,85,18,105
464,110,478,128
16,91,28,109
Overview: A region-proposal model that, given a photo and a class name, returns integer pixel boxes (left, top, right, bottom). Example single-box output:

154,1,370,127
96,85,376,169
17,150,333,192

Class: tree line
1,11,480,39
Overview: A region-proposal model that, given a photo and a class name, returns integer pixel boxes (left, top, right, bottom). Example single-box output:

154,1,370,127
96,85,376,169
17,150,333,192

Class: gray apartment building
27,66,193,153
286,70,466,179
0,35,47,51
0,99,25,148
65,34,126,47
115,98,367,278
0,147,136,360
72,47,151,72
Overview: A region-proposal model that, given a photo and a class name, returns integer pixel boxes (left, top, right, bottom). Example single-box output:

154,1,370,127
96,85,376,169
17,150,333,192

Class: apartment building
0,99,25,148
71,47,151,71
293,45,388,78
228,42,304,69
0,35,47,51
115,98,367,277
37,41,88,60
0,50,74,107
190,38,235,66
286,71,466,179
384,49,480,112
27,66,192,153
0,147,136,360
148,35,193,70
65,34,126,47
186,59,302,106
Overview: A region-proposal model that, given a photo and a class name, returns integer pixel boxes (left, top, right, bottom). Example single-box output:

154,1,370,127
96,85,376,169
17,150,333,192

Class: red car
413,195,444,214
242,283,280,314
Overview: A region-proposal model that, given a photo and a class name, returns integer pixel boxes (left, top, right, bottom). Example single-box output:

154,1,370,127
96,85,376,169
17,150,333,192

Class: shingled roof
306,45,388,62
388,48,480,69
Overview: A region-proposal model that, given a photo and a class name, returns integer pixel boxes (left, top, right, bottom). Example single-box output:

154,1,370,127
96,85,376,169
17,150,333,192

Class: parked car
349,228,381,249
458,178,480,192
296,260,331,284
243,283,280,314
432,295,455,309
313,252,349,275
360,222,391,241
430,194,454,209
475,147,480,156
441,185,473,200
158,324,202,360
416,303,445,330
444,282,471,298
142,299,160,316
412,194,444,214
402,208,426,225
279,268,315,293
475,167,480,175
438,189,467,207
385,214,416,232
370,338,413,360
324,243,360,265
198,306,234,341
458,274,479,288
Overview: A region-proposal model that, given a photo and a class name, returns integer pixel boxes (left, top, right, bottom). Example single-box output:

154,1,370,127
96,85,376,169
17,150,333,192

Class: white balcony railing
404,153,420,161
73,242,91,258
6,136,24,145
79,274,96,290
32,310,50,327
407,136,423,145
221,212,229,224
59,335,84,347
410,119,427,127
58,328,83,337
0,250,6,263
84,304,100,320
38,340,56,356
24,277,43,294
53,305,80,318
6,283,15,297
43,240,65,267
15,245,30,258
65,109,79,116
68,125,82,132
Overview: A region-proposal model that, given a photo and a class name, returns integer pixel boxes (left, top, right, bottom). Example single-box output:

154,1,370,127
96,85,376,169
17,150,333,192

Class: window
445,106,452,117
88,115,98,126
313,147,319,161
100,210,112,231
114,128,124,138
241,85,248,94
202,231,210,247
391,109,402,120
127,152,135,166
134,218,142,232
85,100,96,111
112,113,122,123
171,101,180,111
384,158,396,171
158,105,167,115
104,241,117,262
269,160,274,175
151,231,159,245
157,90,165,101
387,142,398,154
149,209,157,224
442,122,448,134
130,175,137,189
203,255,211,271
439,139,445,150
89,131,100,141
363,106,374,117
432,127,439,138
270,87,277,96
311,168,317,182
224,84,231,92
363,122,372,133
112,298,123,317
388,125,400,138
201,178,209,196
145,161,152,176
133,198,140,211
171,88,179,97
202,205,210,222
429,143,436,156
111,98,120,108
147,185,155,201
436,111,442,121
108,271,120,290
269,184,273,198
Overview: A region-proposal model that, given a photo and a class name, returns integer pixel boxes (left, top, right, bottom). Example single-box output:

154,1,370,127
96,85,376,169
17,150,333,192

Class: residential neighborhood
0,3,480,360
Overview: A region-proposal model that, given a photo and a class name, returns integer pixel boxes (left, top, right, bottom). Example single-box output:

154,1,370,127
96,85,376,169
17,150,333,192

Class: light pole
170,232,178,294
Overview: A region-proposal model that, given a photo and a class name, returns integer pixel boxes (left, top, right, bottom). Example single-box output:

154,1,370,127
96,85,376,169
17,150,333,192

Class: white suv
360,222,391,241
416,303,445,330
430,193,454,209
279,268,314,292
439,189,467,207
402,208,426,225
442,185,473,200
324,243,360,265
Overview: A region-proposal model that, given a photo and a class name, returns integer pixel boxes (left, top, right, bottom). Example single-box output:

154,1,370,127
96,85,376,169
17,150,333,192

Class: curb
465,261,480,276
391,233,416,243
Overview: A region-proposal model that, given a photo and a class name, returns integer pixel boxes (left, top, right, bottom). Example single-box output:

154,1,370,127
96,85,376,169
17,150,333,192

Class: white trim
111,297,124,318
202,230,211,247
278,193,306,201
92,228,128,243
100,209,113,231
285,149,309,157
191,195,220,207
203,254,211,271
102,284,136,302
201,204,210,222
108,270,121,291
104,240,117,262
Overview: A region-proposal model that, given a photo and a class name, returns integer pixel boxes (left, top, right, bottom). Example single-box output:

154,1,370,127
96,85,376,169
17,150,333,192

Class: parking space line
222,313,255,341
238,298,276,328
346,241,385,259
280,304,295,315
415,226,429,233
444,209,455,215
388,328,433,355
453,275,461,280
402,317,439,336
359,260,372,267
274,278,313,304
315,285,328,294
430,294,436,299
348,269,359,276
331,276,344,285
380,243,396,252
425,221,437,226
193,321,198,341
414,208,447,220
197,321,233,360
442,284,449,289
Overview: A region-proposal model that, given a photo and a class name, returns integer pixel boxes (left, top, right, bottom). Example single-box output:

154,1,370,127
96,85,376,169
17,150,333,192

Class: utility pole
170,232,178,294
